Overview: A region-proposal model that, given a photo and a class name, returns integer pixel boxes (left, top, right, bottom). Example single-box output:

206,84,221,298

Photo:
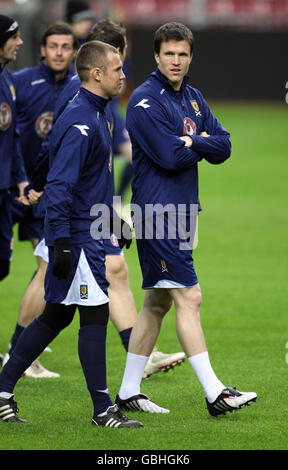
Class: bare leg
128,288,172,356
105,255,137,332
170,284,207,357
18,258,47,327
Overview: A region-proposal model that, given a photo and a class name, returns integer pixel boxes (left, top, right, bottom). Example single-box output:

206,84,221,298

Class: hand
53,238,73,280
200,131,210,137
15,181,29,205
180,135,193,147
27,188,44,205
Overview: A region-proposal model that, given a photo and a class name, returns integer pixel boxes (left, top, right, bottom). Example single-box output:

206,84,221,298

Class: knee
0,260,10,281
79,303,109,327
39,302,76,333
191,287,202,310
106,255,128,285
144,291,172,318
174,285,202,312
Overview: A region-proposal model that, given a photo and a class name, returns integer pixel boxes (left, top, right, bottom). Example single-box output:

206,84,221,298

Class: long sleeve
127,94,202,171
46,125,90,241
191,93,231,164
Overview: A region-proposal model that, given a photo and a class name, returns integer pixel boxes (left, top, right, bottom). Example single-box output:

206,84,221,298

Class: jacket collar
151,67,189,94
39,63,72,85
79,87,109,112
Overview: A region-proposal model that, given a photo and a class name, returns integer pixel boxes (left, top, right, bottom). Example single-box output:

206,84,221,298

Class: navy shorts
135,212,198,289
35,233,123,264
0,190,13,261
10,189,44,241
45,240,109,306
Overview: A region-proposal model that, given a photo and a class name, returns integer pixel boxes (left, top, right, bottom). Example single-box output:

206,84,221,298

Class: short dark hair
154,22,194,55
41,21,78,50
76,39,118,82
87,19,126,54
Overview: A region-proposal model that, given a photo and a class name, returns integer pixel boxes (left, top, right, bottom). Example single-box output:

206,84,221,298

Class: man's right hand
27,188,44,205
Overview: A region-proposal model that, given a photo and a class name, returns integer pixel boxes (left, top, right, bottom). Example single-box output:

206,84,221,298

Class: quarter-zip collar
150,67,190,95
79,86,109,112
39,63,71,85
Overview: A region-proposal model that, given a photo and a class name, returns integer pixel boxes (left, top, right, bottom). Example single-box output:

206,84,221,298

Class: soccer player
65,0,95,49
2,22,78,378
0,40,143,428
11,22,77,253
0,14,27,286
15,19,185,380
115,22,257,417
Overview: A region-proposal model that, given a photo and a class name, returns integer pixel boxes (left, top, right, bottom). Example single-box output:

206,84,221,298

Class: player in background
115,22,257,417
0,40,143,427
65,0,95,49
0,15,27,361
1,22,78,377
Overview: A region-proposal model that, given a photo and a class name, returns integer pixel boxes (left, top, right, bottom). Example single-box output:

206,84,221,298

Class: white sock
0,392,13,399
119,352,149,400
188,351,225,403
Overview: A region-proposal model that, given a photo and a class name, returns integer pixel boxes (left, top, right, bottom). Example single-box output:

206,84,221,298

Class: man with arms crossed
116,22,257,417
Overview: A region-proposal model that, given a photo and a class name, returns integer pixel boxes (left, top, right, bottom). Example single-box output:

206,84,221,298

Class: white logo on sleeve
73,124,89,136
135,99,150,109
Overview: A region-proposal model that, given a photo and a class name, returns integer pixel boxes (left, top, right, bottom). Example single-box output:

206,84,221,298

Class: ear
91,66,102,82
154,52,159,65
40,45,46,59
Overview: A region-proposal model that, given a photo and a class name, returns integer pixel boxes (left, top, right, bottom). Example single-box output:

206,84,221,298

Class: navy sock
119,327,132,352
9,323,24,354
0,317,58,393
78,325,113,415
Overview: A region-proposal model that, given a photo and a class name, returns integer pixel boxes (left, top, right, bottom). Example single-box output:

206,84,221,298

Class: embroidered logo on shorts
161,260,168,273
80,284,88,299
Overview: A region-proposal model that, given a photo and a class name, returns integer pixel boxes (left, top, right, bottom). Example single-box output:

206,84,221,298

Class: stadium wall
128,29,287,102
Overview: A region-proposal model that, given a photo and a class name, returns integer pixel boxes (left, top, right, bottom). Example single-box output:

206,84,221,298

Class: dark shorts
135,212,199,289
0,190,13,261
10,190,44,241
45,240,109,306
35,233,123,264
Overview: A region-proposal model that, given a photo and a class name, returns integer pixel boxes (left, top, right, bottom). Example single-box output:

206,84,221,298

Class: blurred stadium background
1,0,287,102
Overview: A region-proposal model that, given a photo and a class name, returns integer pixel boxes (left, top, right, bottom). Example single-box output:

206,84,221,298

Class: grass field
0,102,287,453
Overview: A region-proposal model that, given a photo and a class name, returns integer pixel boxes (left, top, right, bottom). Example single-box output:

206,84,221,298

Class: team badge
80,284,88,299
108,146,113,173
35,111,53,138
183,117,196,136
107,119,113,137
9,85,16,102
0,102,12,131
191,100,202,117
191,101,199,112
161,260,168,273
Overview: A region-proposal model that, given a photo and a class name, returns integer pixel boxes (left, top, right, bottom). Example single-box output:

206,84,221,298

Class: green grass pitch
0,102,287,451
